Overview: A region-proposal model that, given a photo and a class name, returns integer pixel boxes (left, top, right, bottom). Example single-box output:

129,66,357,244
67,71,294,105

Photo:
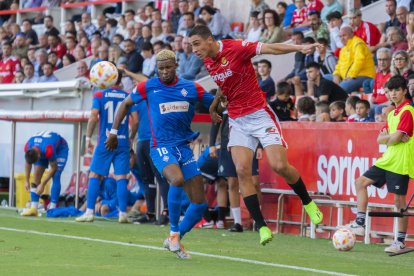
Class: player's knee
270,161,288,175
235,164,251,180
169,175,185,187
355,177,369,190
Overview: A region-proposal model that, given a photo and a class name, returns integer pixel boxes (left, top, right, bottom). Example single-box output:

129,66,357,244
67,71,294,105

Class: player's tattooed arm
105,95,135,151
120,68,148,83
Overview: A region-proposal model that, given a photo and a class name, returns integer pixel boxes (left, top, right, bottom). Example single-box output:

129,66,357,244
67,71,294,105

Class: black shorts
199,156,219,182
363,165,409,195
136,140,164,185
218,145,259,178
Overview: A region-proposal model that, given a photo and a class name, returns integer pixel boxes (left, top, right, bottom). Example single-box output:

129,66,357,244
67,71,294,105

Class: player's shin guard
86,177,100,210
179,202,208,238
168,185,184,233
117,178,128,213
288,177,312,205
144,183,157,214
50,170,62,204
30,187,40,209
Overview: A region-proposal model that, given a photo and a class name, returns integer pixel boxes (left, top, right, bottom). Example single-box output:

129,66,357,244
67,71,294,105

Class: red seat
230,21,244,32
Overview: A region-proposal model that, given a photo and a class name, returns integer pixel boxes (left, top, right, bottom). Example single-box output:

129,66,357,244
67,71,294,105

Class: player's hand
86,138,94,154
24,181,30,192
105,134,118,151
209,146,217,158
36,183,45,195
256,148,263,160
301,43,322,55
401,134,409,142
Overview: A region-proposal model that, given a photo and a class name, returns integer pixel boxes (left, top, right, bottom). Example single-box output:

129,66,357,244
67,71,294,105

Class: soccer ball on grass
332,228,356,251
90,61,119,89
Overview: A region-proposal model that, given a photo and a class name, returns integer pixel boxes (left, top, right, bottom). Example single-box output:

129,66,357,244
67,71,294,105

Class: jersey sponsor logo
154,89,161,93
182,157,196,166
181,88,188,97
212,69,233,82
163,155,169,162
265,127,278,134
159,101,189,114
221,57,229,67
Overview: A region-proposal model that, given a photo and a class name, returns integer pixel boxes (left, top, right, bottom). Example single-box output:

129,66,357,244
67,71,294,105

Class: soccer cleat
343,221,365,236
175,244,191,259
164,233,181,252
21,208,38,217
118,213,130,223
136,214,156,224
304,201,323,225
259,226,273,246
229,223,243,232
216,220,225,229
156,214,170,226
384,240,406,254
200,220,215,229
75,213,94,222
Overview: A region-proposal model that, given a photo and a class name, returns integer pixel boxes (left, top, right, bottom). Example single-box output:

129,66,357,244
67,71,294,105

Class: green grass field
0,208,412,276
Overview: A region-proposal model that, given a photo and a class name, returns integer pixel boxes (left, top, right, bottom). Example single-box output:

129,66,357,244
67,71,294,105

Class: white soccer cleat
216,220,224,229
384,240,406,253
163,234,190,259
118,213,130,223
200,220,215,229
75,213,94,222
343,221,365,236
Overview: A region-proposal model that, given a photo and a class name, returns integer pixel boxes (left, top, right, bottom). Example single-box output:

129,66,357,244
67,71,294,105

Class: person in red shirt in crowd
189,25,323,246
307,0,324,13
48,34,66,59
65,36,77,56
349,8,381,48
291,0,310,30
371,48,393,121
0,42,20,83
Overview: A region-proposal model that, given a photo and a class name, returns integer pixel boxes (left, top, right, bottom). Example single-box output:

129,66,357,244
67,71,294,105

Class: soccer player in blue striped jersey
105,50,214,259
76,70,138,223
22,131,68,216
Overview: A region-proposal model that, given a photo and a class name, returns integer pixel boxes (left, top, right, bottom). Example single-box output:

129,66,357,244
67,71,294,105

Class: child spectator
291,0,310,30
345,96,360,122
315,101,330,121
329,101,346,122
308,0,324,13
269,81,295,121
355,99,374,122
297,96,316,121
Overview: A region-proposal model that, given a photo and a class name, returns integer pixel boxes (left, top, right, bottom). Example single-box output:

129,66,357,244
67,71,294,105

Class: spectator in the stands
257,59,276,101
308,0,324,13
329,101,346,122
170,0,181,33
44,15,60,37
387,26,409,53
161,21,175,43
320,0,343,22
326,11,345,53
153,41,165,54
23,63,38,83
74,45,86,62
309,10,329,41
38,34,49,50
123,39,144,73
0,42,20,83
306,62,348,103
38,62,58,83
62,53,76,67
48,52,62,70
173,35,184,56
48,34,67,59
141,25,152,46
259,9,283,43
13,70,24,84
284,31,305,81
296,96,316,121
178,12,195,37
89,40,102,68
34,48,47,78
124,9,136,25
64,20,77,38
333,26,376,93
189,0,201,17
177,1,190,30
22,19,38,46
250,0,269,14
96,15,106,35
269,81,295,121
116,15,129,39
315,37,336,76
200,5,230,39
27,48,36,65
132,22,144,50
380,0,399,43
141,42,156,78
8,23,21,44
135,7,151,25
278,1,297,28
151,20,165,44
349,8,381,48
103,18,117,41
79,36,92,57
81,13,97,41
370,48,392,121
291,0,310,30
152,8,163,23
12,33,28,60
396,5,409,36
76,60,89,80
108,44,123,65
178,36,203,80
98,45,109,62
246,11,262,42
391,50,414,79
65,36,77,56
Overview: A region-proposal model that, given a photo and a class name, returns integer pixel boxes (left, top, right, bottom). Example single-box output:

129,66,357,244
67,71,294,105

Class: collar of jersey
159,76,179,87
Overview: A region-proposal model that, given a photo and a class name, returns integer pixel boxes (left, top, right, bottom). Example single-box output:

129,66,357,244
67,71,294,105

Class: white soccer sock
85,208,94,216
231,207,241,225
30,202,39,209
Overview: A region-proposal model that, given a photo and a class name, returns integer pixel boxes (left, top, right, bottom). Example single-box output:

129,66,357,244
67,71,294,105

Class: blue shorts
35,140,69,171
150,144,200,182
90,146,130,176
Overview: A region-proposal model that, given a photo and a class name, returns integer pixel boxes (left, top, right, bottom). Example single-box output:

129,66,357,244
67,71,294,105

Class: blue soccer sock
179,202,208,239
168,185,184,233
30,188,40,209
117,178,128,213
50,170,62,204
86,177,101,211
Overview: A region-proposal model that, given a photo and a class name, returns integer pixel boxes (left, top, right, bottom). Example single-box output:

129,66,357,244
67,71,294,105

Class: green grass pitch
0,208,412,275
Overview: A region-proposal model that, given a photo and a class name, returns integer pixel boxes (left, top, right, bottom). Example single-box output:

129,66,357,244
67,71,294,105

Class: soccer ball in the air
332,228,356,251
90,61,119,89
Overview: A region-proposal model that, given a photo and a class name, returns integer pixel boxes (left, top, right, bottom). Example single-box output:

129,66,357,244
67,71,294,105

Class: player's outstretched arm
105,95,135,151
261,42,322,56
121,68,148,83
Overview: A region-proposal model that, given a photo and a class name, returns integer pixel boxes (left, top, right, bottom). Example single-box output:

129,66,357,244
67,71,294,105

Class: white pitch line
0,226,354,276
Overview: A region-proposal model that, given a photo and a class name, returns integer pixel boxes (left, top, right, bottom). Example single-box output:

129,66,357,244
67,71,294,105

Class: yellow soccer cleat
304,201,323,225
21,208,38,217
259,226,273,246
